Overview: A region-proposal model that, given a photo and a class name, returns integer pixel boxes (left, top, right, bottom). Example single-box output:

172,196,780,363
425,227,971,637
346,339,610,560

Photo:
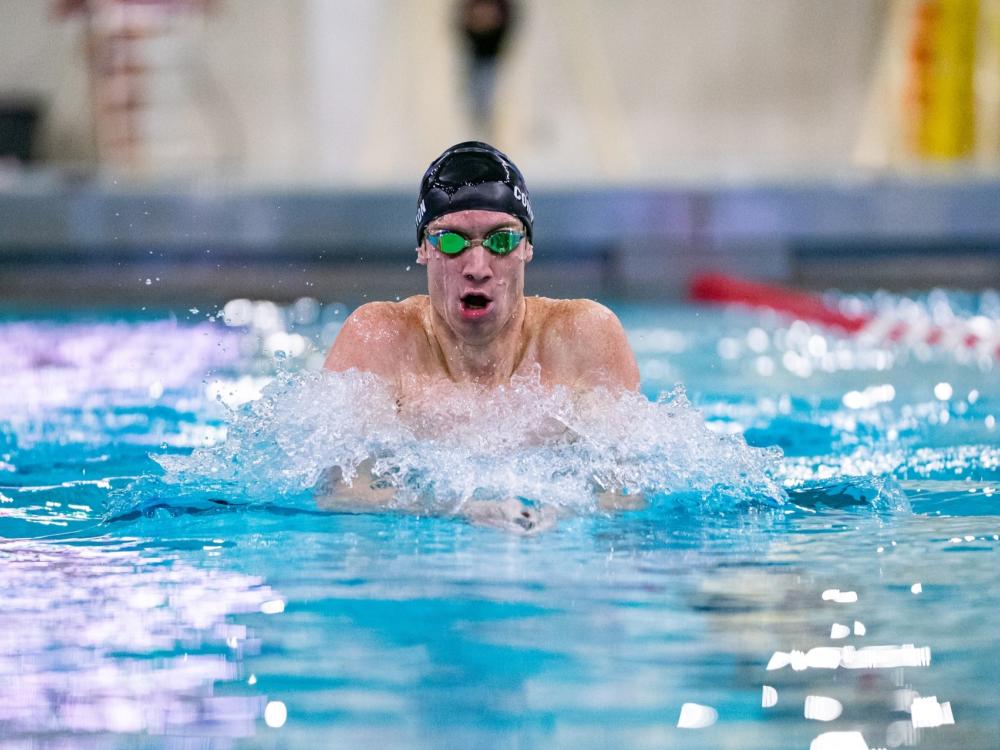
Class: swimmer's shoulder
528,297,640,391
528,296,619,338
323,297,427,376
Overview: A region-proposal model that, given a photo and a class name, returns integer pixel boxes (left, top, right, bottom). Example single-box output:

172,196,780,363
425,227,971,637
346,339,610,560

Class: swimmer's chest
395,346,546,397
392,298,577,395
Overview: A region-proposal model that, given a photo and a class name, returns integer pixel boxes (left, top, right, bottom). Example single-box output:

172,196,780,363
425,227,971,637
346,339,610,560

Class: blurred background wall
1,0,999,305
0,0,892,184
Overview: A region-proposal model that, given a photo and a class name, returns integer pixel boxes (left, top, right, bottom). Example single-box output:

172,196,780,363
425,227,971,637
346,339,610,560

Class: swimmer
324,141,639,396
321,142,640,530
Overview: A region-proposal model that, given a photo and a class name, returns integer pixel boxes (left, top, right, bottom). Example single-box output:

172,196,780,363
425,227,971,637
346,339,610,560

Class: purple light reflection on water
0,320,243,453
0,320,241,412
0,539,279,741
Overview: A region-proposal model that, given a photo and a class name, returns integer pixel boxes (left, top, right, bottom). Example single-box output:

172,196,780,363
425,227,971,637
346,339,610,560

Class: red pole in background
689,273,870,334
688,273,1000,360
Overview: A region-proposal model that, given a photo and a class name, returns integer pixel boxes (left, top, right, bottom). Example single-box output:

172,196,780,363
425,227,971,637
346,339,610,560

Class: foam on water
146,367,785,520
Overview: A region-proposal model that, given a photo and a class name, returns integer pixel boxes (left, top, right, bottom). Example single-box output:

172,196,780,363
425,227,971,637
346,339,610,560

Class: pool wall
2,175,1000,306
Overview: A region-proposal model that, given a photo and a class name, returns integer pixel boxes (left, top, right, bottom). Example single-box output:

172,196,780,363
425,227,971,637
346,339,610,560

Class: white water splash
152,369,784,516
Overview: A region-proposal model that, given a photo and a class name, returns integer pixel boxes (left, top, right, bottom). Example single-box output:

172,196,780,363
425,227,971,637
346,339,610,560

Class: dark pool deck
2,172,999,306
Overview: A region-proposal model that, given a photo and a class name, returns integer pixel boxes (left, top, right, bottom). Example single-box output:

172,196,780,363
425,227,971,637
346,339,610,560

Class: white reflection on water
842,645,931,669
830,623,850,639
910,696,955,728
804,695,844,721
264,700,288,728
822,588,858,603
676,702,717,729
0,539,278,739
259,598,286,614
809,730,876,750
761,685,778,708
767,645,931,672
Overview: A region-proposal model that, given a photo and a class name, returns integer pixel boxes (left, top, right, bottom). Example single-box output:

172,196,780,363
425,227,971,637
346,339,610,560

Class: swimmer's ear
523,241,533,263
416,242,429,265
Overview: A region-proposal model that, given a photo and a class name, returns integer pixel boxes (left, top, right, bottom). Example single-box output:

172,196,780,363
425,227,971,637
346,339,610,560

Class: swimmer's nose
461,245,493,283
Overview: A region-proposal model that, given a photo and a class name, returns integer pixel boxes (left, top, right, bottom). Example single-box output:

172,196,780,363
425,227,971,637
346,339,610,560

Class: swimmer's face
416,209,533,342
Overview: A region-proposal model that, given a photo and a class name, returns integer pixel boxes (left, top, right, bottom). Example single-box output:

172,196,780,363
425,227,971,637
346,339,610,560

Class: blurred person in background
457,0,516,136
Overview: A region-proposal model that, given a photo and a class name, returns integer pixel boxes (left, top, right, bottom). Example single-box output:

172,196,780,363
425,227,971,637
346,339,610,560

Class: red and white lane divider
688,273,1000,360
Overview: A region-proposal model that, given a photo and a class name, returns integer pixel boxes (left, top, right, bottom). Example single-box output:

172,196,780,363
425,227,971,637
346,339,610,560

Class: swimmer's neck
425,297,529,385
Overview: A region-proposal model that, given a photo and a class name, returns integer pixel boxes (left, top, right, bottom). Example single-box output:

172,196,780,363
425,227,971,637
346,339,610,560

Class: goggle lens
435,232,469,255
428,230,524,256
483,230,522,254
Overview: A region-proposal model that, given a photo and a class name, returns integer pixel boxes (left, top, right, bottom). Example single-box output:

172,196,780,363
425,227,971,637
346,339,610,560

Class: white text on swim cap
513,186,533,222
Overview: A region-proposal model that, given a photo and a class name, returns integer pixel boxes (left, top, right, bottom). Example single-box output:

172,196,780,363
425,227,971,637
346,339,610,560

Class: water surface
1,295,997,749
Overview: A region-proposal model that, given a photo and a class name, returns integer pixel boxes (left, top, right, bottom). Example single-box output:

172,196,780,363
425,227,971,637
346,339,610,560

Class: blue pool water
1,293,998,749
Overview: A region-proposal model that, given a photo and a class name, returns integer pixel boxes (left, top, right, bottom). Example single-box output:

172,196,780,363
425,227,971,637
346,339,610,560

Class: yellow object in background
981,0,1000,159
907,0,979,159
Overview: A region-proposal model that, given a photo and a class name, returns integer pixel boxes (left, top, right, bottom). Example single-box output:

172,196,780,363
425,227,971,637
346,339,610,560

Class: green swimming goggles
426,229,525,256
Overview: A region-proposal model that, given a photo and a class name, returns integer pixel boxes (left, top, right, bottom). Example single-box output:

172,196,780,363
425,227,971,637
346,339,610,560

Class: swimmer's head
416,141,533,246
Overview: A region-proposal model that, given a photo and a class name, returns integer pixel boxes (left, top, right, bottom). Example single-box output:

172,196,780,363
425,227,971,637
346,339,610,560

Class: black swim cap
416,141,533,245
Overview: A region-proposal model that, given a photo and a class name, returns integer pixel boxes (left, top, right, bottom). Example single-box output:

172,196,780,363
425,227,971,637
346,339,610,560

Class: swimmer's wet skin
324,140,638,395
322,141,641,529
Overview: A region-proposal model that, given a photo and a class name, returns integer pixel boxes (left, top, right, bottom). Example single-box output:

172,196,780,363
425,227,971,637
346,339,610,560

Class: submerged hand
460,497,557,534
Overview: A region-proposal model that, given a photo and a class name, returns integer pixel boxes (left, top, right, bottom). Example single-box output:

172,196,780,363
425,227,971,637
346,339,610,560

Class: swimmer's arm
565,300,640,392
323,302,403,381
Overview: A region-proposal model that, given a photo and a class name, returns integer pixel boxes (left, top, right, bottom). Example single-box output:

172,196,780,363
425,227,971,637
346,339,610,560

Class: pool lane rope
688,273,1000,361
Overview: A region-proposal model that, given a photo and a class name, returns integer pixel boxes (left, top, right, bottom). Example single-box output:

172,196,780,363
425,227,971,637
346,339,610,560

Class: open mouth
461,293,491,310
459,293,493,319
